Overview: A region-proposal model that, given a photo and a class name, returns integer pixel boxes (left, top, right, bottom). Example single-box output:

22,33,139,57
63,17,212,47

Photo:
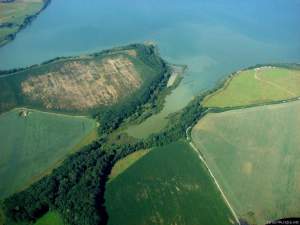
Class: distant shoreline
0,0,51,48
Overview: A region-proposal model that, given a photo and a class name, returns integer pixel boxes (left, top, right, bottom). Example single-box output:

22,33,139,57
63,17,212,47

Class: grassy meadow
105,140,236,225
203,66,300,108
191,100,300,225
0,108,97,199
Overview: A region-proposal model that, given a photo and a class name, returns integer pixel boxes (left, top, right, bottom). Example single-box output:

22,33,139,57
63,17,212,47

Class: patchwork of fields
203,66,300,108
192,100,300,225
105,140,236,225
0,108,97,199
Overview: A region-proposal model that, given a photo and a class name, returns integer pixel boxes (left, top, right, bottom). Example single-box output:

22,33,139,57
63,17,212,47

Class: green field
33,211,64,225
0,210,64,225
0,0,44,46
0,108,97,199
191,100,300,225
108,149,150,182
105,140,236,225
203,66,300,108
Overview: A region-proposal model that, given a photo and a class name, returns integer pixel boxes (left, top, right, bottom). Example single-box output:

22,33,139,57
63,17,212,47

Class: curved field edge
108,149,150,182
203,64,300,108
0,107,98,199
105,140,237,225
191,100,300,225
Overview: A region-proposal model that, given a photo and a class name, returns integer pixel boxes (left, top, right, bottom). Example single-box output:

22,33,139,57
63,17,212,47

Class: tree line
96,45,171,135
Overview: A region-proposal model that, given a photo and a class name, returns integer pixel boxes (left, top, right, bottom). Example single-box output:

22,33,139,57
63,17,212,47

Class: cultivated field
0,0,44,46
191,100,300,225
203,66,300,108
0,108,97,199
105,140,236,225
108,149,150,182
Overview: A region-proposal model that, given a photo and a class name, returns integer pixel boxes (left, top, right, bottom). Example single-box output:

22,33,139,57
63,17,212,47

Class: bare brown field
21,56,141,110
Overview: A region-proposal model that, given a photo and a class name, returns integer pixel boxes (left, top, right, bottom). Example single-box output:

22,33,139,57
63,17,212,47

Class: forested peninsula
0,0,51,47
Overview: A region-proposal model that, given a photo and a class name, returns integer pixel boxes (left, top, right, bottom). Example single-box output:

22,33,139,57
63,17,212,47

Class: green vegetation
33,211,64,225
0,207,4,225
108,149,150,182
191,100,300,225
0,43,177,225
124,65,186,139
0,0,50,47
0,108,97,199
105,140,236,225
203,66,300,108
95,44,172,135
1,93,206,225
0,44,169,117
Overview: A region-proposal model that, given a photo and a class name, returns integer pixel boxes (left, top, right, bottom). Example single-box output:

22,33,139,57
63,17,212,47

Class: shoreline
0,0,51,48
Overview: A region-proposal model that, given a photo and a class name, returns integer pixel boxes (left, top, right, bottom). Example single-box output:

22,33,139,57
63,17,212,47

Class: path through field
186,127,241,225
254,68,296,96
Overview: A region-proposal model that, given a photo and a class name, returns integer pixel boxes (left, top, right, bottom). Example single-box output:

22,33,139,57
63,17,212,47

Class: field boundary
186,127,241,225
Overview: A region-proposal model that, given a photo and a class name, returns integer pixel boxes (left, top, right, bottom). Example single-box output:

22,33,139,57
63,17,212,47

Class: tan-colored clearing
21,56,141,110
242,162,253,175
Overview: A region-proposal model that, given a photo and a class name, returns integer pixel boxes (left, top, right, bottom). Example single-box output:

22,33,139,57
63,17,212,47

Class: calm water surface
1,0,299,137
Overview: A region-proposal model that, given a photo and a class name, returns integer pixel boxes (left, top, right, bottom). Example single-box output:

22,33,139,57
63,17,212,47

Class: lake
1,0,299,137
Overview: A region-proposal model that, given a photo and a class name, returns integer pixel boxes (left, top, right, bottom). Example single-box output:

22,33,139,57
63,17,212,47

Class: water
1,0,299,136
